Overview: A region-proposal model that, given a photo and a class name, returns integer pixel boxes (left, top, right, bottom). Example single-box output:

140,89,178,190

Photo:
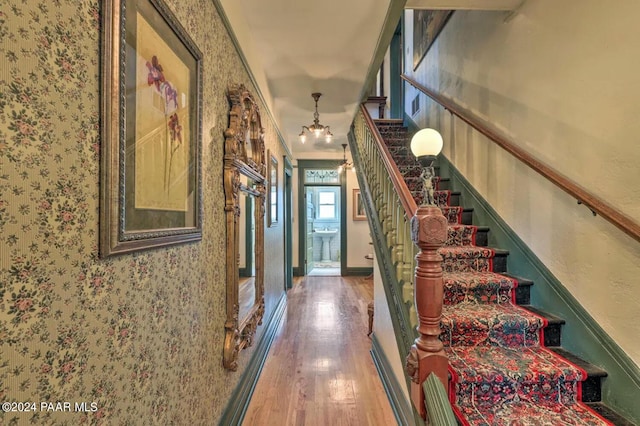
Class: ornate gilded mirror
223,84,266,370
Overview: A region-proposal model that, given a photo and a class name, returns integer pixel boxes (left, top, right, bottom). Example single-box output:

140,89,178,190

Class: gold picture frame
100,0,203,257
353,189,366,221
268,152,278,227
413,10,453,70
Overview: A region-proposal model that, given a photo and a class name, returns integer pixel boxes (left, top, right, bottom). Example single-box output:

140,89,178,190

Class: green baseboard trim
436,154,640,423
371,333,416,426
291,267,372,277
219,292,287,426
344,267,373,276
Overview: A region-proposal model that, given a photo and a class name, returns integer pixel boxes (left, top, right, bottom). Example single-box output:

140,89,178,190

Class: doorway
305,186,341,276
297,160,347,277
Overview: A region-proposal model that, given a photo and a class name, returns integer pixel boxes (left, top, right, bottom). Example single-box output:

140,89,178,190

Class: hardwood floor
243,276,397,426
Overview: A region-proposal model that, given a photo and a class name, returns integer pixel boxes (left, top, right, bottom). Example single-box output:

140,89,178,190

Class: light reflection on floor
315,357,332,372
327,377,356,403
308,267,340,276
314,301,337,330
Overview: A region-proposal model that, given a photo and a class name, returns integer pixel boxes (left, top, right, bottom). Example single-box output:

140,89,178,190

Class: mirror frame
223,84,266,371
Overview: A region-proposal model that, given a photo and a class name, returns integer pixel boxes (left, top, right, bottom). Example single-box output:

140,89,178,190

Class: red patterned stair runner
377,122,612,426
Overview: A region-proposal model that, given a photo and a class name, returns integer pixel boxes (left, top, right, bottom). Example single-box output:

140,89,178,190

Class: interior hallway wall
404,1,640,365
0,0,285,423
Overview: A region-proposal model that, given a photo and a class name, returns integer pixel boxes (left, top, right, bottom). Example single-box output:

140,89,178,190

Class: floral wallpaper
0,0,285,424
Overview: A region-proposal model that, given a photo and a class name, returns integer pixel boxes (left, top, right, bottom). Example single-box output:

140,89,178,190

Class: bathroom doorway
297,160,347,277
305,186,341,276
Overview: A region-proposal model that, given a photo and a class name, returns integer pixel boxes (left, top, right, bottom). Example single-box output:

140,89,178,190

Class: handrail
349,107,419,357
402,74,640,244
353,106,449,420
360,104,418,218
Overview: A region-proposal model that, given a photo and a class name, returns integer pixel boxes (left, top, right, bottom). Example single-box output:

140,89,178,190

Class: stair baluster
351,108,450,420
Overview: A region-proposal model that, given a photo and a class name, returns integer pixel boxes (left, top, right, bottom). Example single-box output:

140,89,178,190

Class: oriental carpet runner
377,121,613,426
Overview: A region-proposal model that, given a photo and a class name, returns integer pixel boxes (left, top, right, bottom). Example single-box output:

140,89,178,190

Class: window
305,169,339,184
318,191,336,219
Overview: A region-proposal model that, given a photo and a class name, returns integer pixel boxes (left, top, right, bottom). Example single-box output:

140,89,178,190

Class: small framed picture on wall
353,189,366,221
268,151,278,227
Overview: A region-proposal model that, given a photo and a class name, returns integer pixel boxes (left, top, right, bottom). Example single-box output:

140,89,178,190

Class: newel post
404,128,448,419
406,206,448,418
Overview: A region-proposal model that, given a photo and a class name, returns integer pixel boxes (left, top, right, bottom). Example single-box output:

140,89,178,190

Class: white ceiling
406,0,522,9
216,0,523,158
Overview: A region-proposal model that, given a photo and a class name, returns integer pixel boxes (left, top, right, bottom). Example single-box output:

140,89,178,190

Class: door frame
390,20,403,119
304,187,315,275
283,156,293,290
296,160,347,276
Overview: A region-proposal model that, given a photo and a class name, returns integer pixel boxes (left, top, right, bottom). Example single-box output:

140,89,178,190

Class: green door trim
283,156,293,289
296,160,347,276
389,20,403,119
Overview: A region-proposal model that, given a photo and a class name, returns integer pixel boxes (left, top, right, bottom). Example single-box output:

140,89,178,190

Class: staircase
374,119,633,426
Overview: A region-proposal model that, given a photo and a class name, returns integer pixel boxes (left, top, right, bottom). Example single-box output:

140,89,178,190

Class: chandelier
298,92,333,143
337,143,354,173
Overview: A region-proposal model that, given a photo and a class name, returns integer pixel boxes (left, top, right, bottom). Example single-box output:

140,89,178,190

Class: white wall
383,47,391,113
404,2,640,365
372,252,412,409
347,171,373,268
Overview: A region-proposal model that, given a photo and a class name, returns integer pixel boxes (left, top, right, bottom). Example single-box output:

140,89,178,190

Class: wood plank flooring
243,276,397,426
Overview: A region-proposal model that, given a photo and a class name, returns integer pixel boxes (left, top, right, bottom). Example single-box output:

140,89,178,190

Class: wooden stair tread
585,403,636,426
549,348,608,378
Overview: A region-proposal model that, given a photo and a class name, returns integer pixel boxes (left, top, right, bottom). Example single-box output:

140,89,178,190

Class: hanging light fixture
337,143,355,173
298,92,333,143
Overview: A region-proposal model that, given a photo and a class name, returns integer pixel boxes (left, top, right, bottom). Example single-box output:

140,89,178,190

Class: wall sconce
410,128,443,205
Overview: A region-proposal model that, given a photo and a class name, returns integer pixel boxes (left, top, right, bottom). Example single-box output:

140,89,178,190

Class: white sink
315,229,337,261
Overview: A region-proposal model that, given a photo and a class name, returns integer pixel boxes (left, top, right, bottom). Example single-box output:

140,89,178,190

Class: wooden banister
402,74,640,244
350,107,419,356
357,105,449,419
360,104,418,219
365,96,387,119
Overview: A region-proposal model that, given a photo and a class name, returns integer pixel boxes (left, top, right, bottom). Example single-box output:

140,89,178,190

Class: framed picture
100,0,203,257
353,189,366,221
413,10,453,70
268,151,278,227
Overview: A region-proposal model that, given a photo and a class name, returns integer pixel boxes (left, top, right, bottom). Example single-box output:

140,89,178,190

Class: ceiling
216,0,523,158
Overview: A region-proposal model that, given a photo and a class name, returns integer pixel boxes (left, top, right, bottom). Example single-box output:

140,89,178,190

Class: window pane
318,192,335,204
318,205,335,219
305,169,339,184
